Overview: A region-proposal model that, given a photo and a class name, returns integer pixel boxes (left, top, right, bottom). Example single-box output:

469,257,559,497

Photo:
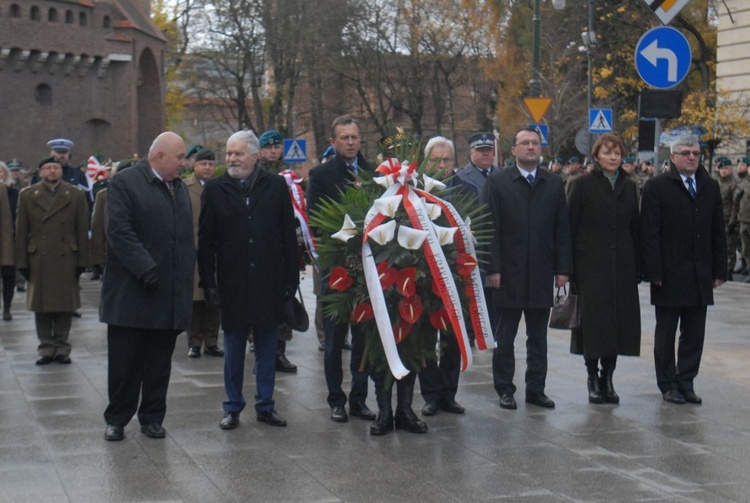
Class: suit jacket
185,174,206,301
457,162,495,204
100,160,194,330
15,181,90,312
483,166,573,308
307,152,371,225
198,168,299,331
640,165,727,307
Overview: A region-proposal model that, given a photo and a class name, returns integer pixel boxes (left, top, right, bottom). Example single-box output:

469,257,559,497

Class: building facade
0,0,166,168
717,0,750,157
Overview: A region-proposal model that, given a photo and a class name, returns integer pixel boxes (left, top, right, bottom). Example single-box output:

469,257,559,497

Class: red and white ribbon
280,169,316,259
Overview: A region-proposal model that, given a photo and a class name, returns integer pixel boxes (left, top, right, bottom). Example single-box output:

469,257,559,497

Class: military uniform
735,177,750,281
717,162,741,276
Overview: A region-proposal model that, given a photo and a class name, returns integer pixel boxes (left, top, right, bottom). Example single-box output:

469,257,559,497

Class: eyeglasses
515,141,541,147
674,151,701,158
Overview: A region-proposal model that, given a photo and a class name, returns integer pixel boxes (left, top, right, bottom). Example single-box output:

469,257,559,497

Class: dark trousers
35,312,73,357
323,317,369,407
104,325,179,427
187,300,220,348
418,330,461,405
1,266,15,308
653,305,707,393
492,307,550,397
224,324,277,414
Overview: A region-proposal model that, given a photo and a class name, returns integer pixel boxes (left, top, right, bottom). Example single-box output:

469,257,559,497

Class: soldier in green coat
717,158,741,279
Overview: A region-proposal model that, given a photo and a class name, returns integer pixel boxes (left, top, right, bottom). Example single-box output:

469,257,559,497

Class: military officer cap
377,127,410,153
194,148,215,162
468,132,494,150
719,158,732,167
738,157,750,165
38,155,61,168
259,130,283,148
186,145,204,158
568,156,580,164
553,156,565,164
623,157,636,164
47,138,74,152
7,159,22,170
321,145,336,161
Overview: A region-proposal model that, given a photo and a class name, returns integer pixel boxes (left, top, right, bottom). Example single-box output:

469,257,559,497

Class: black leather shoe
204,345,224,357
188,346,201,358
275,353,298,373
349,402,376,420
681,390,702,404
394,408,428,433
421,402,439,416
439,399,465,414
526,393,555,409
370,409,394,436
104,424,124,441
330,405,348,422
36,356,54,365
55,354,72,364
499,393,517,410
662,390,686,404
257,409,287,426
220,411,240,430
140,422,166,438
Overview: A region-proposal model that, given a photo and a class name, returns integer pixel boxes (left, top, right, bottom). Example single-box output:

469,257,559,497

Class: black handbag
549,283,580,330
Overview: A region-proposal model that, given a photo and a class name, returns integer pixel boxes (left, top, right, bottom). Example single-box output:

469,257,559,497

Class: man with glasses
641,136,726,405
483,127,573,411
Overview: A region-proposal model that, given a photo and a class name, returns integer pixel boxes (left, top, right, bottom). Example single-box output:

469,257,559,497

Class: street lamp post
529,0,566,98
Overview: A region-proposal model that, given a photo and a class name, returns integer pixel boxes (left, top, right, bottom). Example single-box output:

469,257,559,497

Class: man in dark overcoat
15,156,90,365
640,136,727,405
100,132,194,441
483,127,573,411
307,115,377,424
199,130,299,430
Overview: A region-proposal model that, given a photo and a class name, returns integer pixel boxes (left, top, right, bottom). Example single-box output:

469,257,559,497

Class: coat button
249,238,254,244
250,262,255,267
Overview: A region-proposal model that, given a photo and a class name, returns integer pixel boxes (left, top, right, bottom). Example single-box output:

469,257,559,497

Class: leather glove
204,287,220,308
19,268,30,281
141,270,159,293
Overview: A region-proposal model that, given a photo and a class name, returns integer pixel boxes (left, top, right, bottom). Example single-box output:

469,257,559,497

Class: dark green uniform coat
567,168,641,358
15,182,90,312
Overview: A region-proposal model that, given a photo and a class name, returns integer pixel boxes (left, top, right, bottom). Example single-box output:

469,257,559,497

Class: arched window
30,5,40,21
103,15,111,28
36,84,53,106
10,4,21,18
79,11,87,26
65,10,74,24
48,8,58,22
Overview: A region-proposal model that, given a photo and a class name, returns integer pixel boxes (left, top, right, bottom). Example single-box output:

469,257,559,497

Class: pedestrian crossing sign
528,123,549,147
283,139,307,163
589,109,613,133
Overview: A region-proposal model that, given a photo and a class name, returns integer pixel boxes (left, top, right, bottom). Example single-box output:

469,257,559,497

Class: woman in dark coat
567,133,641,404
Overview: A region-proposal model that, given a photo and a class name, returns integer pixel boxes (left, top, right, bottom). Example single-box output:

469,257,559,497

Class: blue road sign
635,26,691,89
528,124,548,147
283,139,307,163
589,109,613,133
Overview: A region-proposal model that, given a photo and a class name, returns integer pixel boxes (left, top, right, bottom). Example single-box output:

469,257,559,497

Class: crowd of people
0,117,733,441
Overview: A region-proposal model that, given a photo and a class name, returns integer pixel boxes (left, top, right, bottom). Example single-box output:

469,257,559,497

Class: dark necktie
527,173,535,187
165,181,175,198
686,177,696,198
481,169,489,178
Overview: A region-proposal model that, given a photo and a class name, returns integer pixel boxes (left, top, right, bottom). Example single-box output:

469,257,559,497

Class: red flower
398,294,423,324
456,253,478,277
328,266,353,292
377,261,397,290
393,319,412,343
430,308,450,331
396,267,417,297
350,302,374,323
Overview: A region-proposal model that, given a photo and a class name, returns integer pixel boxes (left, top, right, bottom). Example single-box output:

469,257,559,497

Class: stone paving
1,268,749,502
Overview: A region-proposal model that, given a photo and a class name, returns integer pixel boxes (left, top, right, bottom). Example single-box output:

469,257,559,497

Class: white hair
228,130,260,155
670,135,700,154
424,136,455,157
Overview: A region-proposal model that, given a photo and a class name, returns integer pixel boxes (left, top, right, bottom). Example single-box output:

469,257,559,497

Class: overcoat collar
668,163,710,198
219,165,270,214
29,181,74,221
590,165,628,196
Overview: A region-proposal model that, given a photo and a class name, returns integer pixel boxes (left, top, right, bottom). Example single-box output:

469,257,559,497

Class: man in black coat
640,136,727,405
101,132,195,441
483,127,573,411
307,115,376,424
199,130,299,430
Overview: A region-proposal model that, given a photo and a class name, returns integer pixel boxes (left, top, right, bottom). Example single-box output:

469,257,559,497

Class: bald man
101,132,195,441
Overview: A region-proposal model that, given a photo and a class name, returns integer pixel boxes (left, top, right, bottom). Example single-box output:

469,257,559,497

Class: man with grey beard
198,130,299,429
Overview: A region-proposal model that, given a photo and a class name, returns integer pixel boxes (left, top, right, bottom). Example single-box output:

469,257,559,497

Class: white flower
373,195,403,218
397,225,429,250
464,216,478,245
368,220,397,245
432,224,457,246
373,175,396,188
332,214,358,242
422,174,447,193
424,202,442,220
